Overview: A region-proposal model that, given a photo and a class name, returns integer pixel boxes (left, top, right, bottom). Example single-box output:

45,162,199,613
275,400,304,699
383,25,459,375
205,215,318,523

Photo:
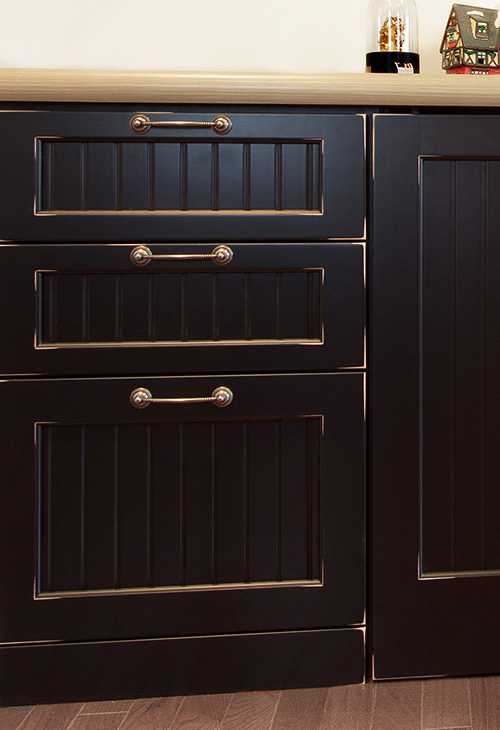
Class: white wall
0,0,487,75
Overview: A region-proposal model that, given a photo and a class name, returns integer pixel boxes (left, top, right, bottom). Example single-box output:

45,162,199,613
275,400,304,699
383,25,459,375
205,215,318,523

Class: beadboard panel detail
0,111,365,241
37,139,322,214
0,243,364,375
37,269,322,346
36,417,322,597
0,358,363,642
419,157,500,577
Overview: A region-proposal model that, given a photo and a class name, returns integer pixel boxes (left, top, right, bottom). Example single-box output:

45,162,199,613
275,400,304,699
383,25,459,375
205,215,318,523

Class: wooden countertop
1,68,500,106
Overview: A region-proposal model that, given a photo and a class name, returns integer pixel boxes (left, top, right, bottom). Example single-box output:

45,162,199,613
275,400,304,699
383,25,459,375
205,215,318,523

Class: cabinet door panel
0,373,364,644
0,243,364,376
372,114,500,680
0,110,365,241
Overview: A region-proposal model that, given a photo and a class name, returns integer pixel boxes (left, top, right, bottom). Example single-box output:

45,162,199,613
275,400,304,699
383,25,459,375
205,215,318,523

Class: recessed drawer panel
0,110,365,241
0,243,364,376
0,372,364,643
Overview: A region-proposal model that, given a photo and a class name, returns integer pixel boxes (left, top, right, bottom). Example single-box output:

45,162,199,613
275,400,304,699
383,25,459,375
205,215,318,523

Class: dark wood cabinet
11,94,500,704
7,85,500,705
0,110,365,241
0,373,364,643
0,106,366,705
372,115,500,680
0,242,364,376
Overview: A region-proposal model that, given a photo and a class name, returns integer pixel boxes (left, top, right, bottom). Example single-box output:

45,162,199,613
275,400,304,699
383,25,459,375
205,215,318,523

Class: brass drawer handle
130,387,233,409
130,245,233,267
130,114,232,135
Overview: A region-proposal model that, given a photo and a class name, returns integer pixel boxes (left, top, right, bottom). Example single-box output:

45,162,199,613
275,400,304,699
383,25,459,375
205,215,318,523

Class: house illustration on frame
441,4,500,74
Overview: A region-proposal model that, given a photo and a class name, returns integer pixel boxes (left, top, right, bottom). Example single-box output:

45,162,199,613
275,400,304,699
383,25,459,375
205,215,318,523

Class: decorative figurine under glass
440,4,500,74
366,0,420,73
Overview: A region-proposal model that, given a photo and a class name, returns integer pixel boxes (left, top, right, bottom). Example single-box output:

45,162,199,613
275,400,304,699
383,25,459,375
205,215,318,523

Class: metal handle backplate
130,387,233,409
130,114,232,135
130,245,233,267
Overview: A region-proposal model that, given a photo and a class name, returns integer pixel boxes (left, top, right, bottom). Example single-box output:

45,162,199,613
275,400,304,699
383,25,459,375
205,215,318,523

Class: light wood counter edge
0,68,500,106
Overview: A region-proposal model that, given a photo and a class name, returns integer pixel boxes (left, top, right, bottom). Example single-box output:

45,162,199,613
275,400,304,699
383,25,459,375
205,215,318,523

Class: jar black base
366,51,420,73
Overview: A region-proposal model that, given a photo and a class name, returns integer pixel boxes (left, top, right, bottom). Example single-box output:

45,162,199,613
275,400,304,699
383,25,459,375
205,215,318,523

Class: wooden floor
1,675,500,729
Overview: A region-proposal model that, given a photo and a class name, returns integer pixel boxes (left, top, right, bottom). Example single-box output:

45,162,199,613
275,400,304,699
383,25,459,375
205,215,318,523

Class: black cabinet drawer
0,110,365,241
0,242,364,376
0,372,364,644
0,628,365,707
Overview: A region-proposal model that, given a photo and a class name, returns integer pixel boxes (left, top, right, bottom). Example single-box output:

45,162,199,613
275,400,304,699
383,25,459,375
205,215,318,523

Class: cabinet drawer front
0,629,365,706
0,373,364,643
0,243,364,375
0,110,364,241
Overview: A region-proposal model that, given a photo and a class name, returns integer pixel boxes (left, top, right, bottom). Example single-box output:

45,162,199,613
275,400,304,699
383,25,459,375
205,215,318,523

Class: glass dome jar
366,0,420,73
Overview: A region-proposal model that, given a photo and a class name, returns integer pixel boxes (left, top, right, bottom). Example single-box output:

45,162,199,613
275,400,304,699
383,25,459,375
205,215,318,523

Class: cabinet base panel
0,628,364,707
